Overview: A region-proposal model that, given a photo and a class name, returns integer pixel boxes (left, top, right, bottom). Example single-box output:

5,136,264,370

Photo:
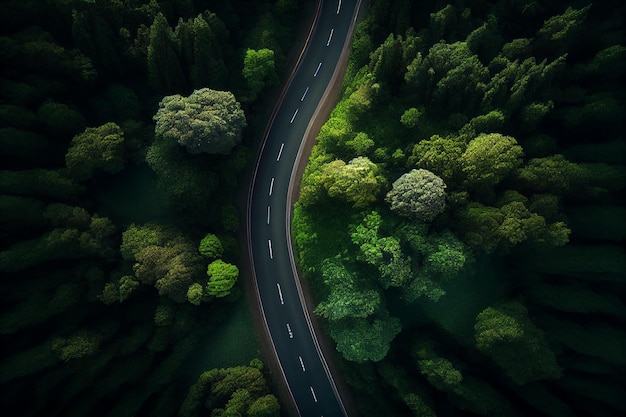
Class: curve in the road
246,1,362,416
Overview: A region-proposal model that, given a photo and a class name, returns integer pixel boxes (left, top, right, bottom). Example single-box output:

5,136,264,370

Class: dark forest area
293,0,625,416
0,0,306,416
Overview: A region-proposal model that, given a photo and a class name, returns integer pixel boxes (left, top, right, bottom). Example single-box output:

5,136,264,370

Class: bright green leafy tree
206,259,238,298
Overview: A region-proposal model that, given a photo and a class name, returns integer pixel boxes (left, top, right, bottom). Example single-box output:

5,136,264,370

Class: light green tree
461,133,524,187
409,135,465,183
198,233,223,259
206,259,238,298
243,48,279,101
385,169,447,222
154,88,247,155
320,156,386,208
186,283,204,306
315,258,380,321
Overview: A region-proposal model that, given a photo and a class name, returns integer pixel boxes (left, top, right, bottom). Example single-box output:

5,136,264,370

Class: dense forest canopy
293,0,625,416
1,0,304,416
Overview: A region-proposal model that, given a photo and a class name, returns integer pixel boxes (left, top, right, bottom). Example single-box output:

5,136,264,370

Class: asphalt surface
247,1,361,416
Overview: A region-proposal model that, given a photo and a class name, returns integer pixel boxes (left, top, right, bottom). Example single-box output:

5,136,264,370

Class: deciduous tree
385,169,447,222
65,122,125,180
475,302,562,385
154,88,246,155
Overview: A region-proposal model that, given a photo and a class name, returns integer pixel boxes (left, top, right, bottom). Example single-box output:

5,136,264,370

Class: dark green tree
475,302,562,385
148,12,185,92
65,122,125,180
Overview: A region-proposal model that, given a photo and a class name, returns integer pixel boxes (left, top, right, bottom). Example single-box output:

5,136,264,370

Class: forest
292,0,626,416
0,0,304,416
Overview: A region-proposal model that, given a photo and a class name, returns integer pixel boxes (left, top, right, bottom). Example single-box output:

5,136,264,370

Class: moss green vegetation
293,0,625,415
0,0,306,415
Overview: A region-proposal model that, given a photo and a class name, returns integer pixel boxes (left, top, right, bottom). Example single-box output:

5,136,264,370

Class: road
246,1,361,416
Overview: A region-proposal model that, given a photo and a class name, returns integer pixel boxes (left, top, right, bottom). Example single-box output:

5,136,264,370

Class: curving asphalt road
246,1,362,416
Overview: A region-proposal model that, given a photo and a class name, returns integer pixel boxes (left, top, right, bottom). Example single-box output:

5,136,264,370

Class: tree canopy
154,88,247,155
385,169,447,222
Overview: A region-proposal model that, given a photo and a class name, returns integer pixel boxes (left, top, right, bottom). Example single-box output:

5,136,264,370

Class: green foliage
329,315,401,363
413,342,463,390
65,122,125,180
409,135,464,182
400,107,422,129
516,154,589,194
242,48,278,101
461,133,524,188
186,282,204,306
51,331,100,362
403,393,436,417
199,233,223,259
145,134,218,217
350,211,411,288
475,302,562,384
119,223,203,303
0,169,83,201
385,169,447,222
154,88,247,155
247,394,280,417
0,207,116,272
148,12,185,92
206,259,239,298
319,156,386,209
315,258,381,321
536,5,590,54
120,222,174,261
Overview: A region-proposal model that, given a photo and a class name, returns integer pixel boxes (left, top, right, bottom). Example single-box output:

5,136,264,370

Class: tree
319,156,386,208
65,122,125,180
186,282,204,306
148,12,185,92
328,315,401,362
315,258,381,321
247,394,280,417
409,135,465,183
153,88,247,155
350,211,412,288
51,331,100,362
385,169,447,222
403,393,436,417
206,259,238,298
120,223,175,261
460,133,523,187
535,5,590,56
198,233,223,259
475,302,562,385
516,154,588,194
400,107,422,129
243,48,279,101
413,342,463,391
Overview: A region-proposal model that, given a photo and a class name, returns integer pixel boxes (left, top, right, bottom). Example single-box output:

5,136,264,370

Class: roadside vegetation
293,0,626,415
0,0,304,416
